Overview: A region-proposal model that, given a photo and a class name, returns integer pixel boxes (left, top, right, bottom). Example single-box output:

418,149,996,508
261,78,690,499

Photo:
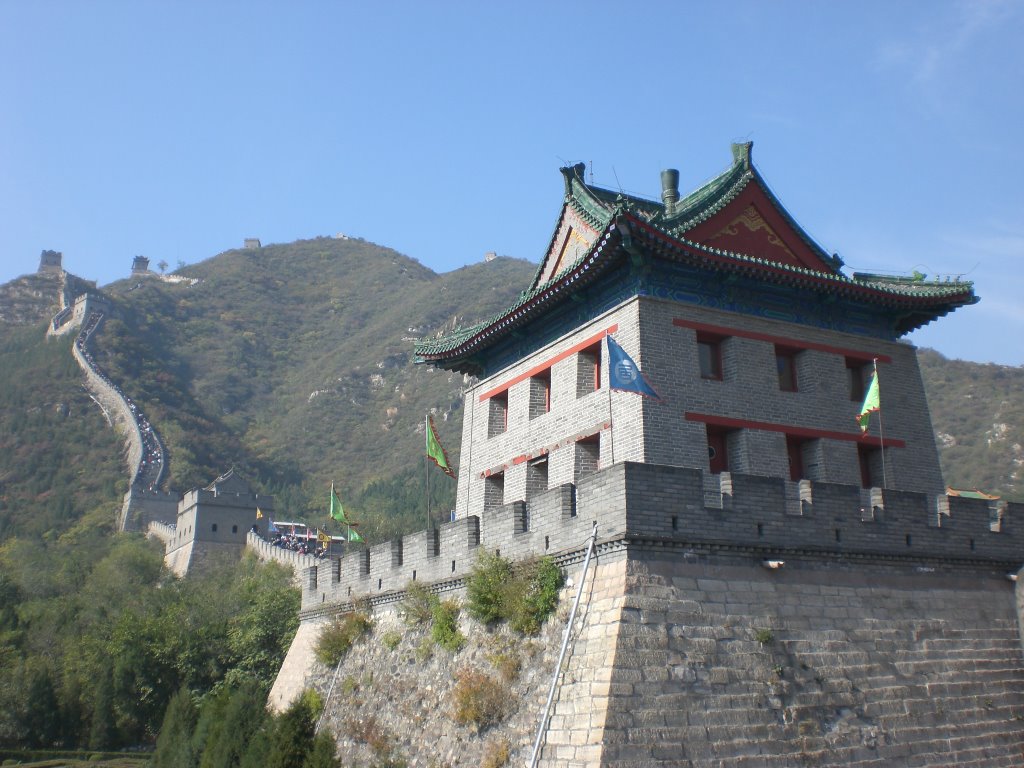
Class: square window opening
530,369,552,418
576,343,602,397
487,392,509,437
775,346,799,392
846,357,869,402
696,333,724,380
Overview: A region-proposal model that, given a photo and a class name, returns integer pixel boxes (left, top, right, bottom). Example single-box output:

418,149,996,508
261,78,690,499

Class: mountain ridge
0,237,1020,548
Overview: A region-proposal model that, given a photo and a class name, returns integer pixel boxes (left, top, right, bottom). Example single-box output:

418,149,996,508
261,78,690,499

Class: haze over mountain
0,235,1020,549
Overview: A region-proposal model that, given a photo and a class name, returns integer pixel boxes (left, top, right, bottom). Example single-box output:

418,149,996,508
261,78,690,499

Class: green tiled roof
416,144,977,368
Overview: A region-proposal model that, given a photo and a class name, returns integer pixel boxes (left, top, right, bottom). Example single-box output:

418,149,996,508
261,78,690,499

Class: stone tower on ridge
38,249,63,273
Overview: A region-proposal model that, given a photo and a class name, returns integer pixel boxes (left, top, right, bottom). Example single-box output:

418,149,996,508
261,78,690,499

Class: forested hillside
919,348,1024,500
1,240,535,544
2,244,1021,549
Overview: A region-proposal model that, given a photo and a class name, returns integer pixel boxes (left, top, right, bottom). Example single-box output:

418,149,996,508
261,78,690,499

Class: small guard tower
38,249,63,274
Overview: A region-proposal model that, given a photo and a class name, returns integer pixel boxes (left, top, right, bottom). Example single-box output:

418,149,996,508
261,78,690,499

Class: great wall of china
34,256,1024,766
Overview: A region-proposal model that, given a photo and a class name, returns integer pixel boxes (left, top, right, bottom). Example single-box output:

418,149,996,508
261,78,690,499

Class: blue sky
2,1,1021,365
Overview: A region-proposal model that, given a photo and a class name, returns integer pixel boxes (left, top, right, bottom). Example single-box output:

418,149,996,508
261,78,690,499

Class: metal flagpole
606,337,615,466
874,359,889,489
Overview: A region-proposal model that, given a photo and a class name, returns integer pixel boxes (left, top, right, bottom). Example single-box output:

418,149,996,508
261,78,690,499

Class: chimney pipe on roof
661,169,679,216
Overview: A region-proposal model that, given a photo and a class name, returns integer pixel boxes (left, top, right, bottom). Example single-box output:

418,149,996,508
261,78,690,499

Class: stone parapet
297,461,1024,612
247,532,317,589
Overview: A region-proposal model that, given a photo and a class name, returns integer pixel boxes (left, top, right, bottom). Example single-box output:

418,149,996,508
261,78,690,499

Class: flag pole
606,337,615,466
874,359,889,489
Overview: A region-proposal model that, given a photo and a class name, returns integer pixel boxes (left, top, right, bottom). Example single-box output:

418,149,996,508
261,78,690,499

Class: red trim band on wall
479,420,611,478
478,324,618,402
672,318,892,363
685,412,905,449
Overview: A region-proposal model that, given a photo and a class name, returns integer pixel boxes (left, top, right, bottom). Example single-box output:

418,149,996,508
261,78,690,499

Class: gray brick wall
292,460,1024,611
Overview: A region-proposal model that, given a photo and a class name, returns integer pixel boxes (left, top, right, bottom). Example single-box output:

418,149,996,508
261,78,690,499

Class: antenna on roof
612,166,624,194
589,161,593,185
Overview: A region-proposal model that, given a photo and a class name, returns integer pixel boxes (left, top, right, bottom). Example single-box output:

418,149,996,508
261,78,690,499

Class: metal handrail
529,522,598,768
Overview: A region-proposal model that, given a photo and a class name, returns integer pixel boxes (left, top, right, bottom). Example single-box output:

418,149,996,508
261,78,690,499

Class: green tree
466,550,513,624
265,692,319,768
88,664,117,750
199,678,268,768
304,731,342,768
152,686,198,768
23,661,61,748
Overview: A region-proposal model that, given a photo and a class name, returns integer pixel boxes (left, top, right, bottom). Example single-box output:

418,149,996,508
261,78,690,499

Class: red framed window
530,369,551,418
577,343,602,395
706,427,730,474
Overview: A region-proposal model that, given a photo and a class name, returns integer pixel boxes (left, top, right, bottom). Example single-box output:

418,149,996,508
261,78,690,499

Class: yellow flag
256,507,264,519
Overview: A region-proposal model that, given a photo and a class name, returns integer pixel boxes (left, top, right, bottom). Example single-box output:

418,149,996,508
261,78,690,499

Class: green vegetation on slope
0,326,125,540
919,348,1024,501
92,239,533,538
0,532,298,751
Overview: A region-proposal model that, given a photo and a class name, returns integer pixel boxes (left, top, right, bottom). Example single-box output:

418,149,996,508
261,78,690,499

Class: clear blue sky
2,1,1021,365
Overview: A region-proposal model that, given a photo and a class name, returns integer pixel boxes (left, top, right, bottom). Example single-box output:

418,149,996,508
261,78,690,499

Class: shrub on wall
509,556,564,635
450,669,511,731
466,551,513,625
401,581,434,626
430,598,465,652
466,553,564,635
314,612,372,667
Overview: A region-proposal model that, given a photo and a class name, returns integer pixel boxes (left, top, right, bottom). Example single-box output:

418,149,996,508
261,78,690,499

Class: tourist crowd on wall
76,311,164,491
254,528,332,559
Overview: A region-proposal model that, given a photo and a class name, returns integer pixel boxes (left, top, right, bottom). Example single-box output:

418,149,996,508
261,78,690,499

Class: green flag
857,363,880,433
329,483,348,524
426,414,455,478
348,527,364,543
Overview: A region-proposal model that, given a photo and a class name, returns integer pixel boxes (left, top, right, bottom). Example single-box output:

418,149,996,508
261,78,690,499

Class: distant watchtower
38,250,63,274
244,238,262,250
131,255,150,274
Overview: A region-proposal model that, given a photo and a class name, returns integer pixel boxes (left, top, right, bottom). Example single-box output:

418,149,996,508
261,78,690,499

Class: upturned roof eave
415,221,622,367
624,213,976,307
416,210,975,366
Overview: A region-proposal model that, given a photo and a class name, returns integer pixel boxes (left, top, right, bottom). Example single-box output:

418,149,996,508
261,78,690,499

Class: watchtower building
131,255,150,274
274,146,1024,764
164,469,273,577
416,143,978,523
38,249,63,273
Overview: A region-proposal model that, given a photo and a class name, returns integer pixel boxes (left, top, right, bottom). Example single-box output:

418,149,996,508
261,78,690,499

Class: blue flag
606,336,661,400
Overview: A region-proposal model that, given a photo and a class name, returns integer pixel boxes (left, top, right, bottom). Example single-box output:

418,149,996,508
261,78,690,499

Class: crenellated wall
294,462,1022,615
272,463,1024,765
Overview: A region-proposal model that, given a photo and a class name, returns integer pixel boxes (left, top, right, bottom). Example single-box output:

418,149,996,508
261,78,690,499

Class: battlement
49,292,113,336
298,462,1023,611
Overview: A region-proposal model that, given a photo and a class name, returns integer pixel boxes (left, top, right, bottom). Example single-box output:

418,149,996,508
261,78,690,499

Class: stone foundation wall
575,551,1024,767
276,544,1024,766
